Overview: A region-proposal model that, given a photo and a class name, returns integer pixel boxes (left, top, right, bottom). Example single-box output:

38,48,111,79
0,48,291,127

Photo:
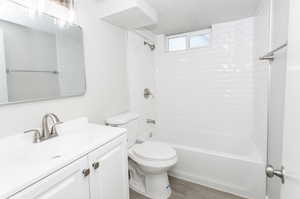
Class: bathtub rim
170,143,264,164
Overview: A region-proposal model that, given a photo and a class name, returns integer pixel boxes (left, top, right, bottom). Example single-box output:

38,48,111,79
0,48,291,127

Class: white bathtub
166,142,266,199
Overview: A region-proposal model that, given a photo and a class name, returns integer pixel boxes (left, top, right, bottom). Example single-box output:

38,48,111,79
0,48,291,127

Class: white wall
0,0,129,138
126,31,156,140
154,18,261,157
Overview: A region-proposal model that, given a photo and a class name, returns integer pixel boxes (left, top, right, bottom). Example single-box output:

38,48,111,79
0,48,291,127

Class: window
168,36,187,51
166,29,211,52
189,33,210,48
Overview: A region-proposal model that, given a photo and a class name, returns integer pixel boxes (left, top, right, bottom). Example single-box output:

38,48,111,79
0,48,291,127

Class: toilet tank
106,112,139,148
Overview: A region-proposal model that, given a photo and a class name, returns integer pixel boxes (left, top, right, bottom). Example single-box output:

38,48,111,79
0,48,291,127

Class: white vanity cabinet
89,134,129,199
9,135,128,199
10,157,91,199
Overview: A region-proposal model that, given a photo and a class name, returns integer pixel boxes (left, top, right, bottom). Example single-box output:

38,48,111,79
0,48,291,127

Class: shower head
144,41,156,51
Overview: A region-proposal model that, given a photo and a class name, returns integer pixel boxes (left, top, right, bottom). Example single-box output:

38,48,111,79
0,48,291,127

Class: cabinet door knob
92,162,100,170
82,168,90,177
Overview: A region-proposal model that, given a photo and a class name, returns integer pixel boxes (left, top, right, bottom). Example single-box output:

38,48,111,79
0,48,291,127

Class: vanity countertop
0,120,126,199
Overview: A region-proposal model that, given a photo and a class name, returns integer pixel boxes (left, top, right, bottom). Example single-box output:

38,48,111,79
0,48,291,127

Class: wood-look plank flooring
130,176,246,199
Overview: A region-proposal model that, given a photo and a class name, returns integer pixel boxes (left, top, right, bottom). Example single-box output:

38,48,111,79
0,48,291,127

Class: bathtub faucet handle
146,119,156,125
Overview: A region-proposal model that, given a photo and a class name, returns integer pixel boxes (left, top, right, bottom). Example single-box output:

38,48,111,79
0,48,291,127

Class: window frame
165,28,211,52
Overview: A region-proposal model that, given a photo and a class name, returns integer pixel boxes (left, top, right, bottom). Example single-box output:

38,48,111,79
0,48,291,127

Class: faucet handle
24,129,42,143
50,122,63,136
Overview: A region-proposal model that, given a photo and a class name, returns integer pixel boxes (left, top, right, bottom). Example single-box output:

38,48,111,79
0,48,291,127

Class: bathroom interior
0,0,299,199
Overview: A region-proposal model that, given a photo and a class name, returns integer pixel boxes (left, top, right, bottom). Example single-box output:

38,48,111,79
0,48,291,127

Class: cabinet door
89,135,129,199
11,157,90,199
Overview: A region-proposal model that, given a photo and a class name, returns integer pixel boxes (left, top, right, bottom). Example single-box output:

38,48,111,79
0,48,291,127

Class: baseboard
169,170,252,199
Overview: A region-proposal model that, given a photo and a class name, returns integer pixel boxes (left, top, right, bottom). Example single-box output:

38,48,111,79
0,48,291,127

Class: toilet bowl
129,141,177,198
105,112,178,199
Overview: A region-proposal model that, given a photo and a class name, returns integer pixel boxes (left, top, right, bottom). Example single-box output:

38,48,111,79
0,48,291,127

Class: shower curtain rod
260,42,288,61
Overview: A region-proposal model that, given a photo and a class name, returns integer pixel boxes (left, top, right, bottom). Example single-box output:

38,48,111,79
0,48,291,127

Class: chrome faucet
24,113,62,143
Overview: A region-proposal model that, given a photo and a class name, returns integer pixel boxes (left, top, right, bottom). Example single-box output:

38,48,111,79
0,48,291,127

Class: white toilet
106,112,178,199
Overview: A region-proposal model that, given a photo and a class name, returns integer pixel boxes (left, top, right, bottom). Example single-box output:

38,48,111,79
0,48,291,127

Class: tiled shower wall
154,17,266,158
127,31,156,140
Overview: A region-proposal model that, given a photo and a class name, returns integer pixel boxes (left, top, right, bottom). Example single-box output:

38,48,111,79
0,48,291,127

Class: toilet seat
129,141,177,168
133,141,177,161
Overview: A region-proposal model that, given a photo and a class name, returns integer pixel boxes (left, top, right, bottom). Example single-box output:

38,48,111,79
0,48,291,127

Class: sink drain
52,155,62,159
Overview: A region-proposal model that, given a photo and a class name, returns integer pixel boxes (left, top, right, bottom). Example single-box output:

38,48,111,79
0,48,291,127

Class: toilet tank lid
106,112,139,125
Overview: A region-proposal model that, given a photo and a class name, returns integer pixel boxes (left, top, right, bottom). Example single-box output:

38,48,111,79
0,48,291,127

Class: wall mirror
0,0,86,105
